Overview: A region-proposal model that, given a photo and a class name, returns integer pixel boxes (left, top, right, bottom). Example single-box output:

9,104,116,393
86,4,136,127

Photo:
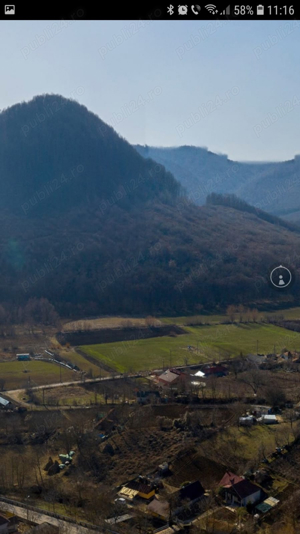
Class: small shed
239,416,254,427
257,415,278,425
255,496,279,514
0,397,11,409
17,354,30,361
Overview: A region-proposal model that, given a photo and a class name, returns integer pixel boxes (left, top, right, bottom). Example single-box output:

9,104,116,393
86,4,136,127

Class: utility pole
169,350,172,369
60,364,62,383
256,340,259,354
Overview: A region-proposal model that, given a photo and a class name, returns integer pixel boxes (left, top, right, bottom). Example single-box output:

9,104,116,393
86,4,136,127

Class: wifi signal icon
205,4,218,13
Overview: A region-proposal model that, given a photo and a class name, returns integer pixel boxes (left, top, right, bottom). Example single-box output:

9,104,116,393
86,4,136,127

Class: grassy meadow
0,360,76,390
79,322,300,373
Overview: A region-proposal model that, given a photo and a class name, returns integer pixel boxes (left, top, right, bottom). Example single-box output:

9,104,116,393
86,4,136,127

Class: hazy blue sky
1,19,300,161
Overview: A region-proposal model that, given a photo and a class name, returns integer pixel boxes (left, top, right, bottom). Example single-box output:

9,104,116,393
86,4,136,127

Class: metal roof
118,487,139,500
258,414,278,423
194,370,205,377
0,397,10,407
265,496,279,506
158,370,181,383
256,497,279,514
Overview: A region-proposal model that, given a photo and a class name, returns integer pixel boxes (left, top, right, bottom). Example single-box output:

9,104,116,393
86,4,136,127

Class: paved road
0,500,100,534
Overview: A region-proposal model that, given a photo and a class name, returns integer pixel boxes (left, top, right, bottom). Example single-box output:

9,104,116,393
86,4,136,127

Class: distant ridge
135,145,300,222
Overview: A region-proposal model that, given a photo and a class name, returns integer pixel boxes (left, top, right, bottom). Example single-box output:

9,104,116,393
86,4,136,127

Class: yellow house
125,480,155,500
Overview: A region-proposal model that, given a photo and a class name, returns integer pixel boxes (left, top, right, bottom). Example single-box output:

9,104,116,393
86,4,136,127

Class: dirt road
0,499,101,534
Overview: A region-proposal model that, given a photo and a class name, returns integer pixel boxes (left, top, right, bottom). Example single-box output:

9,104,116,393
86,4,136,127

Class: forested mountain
135,145,300,222
0,95,181,216
0,95,300,318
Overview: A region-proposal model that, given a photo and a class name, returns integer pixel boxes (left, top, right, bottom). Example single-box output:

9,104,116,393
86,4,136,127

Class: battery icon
257,4,264,14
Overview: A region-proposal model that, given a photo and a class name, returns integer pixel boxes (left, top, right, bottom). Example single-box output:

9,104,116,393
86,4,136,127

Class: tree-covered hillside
0,96,299,317
0,95,181,216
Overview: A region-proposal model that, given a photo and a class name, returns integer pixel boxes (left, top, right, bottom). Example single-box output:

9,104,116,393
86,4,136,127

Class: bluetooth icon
167,4,174,15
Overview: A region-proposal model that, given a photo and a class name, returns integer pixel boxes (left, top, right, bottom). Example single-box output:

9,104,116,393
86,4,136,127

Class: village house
224,479,261,507
179,480,205,505
218,471,244,488
124,478,155,500
156,369,188,389
147,480,205,521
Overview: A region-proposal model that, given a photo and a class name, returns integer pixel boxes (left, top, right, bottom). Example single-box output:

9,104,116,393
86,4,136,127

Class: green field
55,348,105,376
0,360,76,390
80,323,300,373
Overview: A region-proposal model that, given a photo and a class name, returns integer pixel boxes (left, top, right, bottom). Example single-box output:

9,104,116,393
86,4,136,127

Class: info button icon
270,265,293,289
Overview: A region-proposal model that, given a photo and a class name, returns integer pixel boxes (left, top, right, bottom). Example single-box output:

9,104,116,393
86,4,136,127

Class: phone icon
191,4,201,14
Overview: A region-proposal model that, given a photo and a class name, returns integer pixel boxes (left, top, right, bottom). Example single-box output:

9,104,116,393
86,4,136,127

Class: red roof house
157,369,187,387
219,471,244,488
